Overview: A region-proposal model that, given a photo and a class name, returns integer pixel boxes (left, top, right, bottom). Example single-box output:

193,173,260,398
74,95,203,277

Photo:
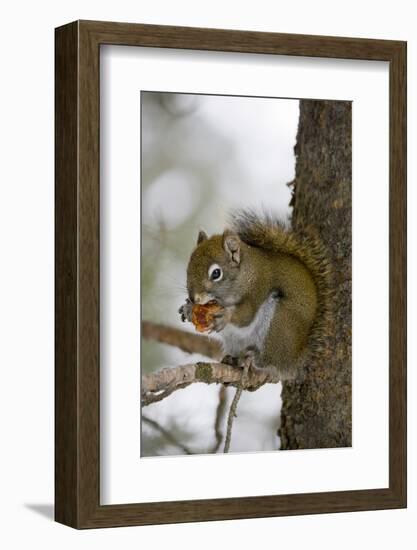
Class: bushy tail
230,209,333,358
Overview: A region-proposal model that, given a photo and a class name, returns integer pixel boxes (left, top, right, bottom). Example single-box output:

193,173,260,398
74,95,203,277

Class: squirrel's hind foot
221,354,239,367
239,345,262,374
221,346,266,377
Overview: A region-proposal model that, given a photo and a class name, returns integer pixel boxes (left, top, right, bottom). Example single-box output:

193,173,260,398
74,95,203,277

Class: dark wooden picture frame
55,20,407,529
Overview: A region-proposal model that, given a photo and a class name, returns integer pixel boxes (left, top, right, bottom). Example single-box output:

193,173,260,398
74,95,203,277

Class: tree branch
223,361,250,453
141,361,280,407
142,414,194,455
142,320,222,359
210,386,227,453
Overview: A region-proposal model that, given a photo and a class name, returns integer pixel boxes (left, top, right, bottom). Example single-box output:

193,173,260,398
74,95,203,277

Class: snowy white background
141,92,299,457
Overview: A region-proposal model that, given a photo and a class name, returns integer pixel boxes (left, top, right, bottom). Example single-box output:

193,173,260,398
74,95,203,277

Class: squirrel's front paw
210,308,231,333
178,299,193,323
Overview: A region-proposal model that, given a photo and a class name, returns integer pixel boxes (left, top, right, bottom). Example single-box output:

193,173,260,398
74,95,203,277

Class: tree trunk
280,100,352,450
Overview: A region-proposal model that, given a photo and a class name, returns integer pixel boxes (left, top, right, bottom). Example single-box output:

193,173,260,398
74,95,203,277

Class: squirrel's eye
208,263,223,281
212,269,221,280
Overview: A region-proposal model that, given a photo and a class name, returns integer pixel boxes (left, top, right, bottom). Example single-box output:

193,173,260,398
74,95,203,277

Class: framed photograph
55,20,406,528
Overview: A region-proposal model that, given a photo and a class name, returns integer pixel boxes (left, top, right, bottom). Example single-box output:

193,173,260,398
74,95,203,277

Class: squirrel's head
186,229,248,307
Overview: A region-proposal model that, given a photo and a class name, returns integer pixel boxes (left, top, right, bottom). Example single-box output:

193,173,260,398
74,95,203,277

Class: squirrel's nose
193,293,211,305
189,290,195,304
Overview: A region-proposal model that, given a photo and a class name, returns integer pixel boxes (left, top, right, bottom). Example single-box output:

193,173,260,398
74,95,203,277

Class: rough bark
280,100,352,450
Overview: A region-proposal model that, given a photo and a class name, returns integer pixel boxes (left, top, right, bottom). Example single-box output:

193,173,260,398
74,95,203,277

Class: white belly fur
220,295,277,356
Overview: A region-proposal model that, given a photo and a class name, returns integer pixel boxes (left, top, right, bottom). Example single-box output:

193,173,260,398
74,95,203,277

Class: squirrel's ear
197,230,208,245
223,230,241,265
